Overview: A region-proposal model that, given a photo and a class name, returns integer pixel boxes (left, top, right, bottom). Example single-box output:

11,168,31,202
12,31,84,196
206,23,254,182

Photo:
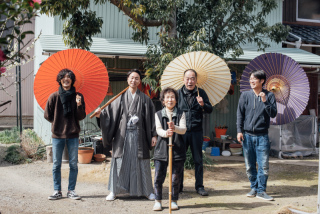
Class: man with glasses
237,69,277,201
178,69,213,196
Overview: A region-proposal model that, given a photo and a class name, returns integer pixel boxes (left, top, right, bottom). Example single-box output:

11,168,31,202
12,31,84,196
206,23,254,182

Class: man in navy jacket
237,69,277,201
178,69,213,196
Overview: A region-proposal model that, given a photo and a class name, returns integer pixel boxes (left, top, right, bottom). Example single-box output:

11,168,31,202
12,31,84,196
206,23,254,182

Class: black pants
154,160,184,200
180,130,204,191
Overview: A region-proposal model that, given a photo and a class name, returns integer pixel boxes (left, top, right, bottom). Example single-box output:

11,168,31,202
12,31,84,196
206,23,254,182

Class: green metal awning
40,35,320,66
225,47,320,67
40,35,157,59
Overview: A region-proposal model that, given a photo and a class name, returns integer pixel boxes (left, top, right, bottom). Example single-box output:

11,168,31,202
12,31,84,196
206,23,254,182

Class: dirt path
0,144,318,214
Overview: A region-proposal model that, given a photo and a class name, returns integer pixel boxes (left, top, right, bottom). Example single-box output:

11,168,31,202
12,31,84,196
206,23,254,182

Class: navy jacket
237,89,277,135
178,86,213,131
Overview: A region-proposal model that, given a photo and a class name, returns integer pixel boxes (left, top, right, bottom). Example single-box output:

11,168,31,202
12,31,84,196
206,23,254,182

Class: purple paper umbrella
240,53,310,125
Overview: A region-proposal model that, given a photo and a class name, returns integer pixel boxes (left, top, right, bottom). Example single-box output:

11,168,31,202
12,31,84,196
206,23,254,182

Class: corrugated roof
40,35,157,57
225,46,320,65
40,35,320,65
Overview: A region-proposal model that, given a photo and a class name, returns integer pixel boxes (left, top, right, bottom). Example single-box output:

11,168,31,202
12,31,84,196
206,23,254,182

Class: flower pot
215,128,227,139
78,147,94,164
94,154,106,162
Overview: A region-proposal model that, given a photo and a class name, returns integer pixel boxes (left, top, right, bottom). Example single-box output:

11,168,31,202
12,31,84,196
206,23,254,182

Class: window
296,0,320,23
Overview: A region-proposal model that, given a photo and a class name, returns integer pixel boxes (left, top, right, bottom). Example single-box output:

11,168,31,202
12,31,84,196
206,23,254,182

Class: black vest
153,109,186,162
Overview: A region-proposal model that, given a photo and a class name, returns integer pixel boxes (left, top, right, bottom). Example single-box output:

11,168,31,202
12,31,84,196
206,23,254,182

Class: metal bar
18,40,22,134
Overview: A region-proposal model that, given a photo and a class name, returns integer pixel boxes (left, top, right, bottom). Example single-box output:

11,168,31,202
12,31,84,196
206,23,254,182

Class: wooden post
168,112,173,214
46,146,53,163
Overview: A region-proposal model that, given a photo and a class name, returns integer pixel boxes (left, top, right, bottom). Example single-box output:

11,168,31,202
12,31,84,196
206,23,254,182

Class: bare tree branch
0,100,12,108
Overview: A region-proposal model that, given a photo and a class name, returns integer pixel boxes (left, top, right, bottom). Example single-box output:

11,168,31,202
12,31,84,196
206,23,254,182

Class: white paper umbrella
161,51,231,106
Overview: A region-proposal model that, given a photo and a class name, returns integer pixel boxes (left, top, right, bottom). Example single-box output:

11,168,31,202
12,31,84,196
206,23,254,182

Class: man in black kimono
94,69,157,201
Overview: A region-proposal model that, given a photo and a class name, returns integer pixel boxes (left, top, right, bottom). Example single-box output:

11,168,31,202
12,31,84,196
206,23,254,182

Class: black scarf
183,86,197,107
59,85,76,117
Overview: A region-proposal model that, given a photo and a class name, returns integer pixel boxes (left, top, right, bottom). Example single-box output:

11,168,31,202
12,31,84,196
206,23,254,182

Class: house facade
34,0,320,144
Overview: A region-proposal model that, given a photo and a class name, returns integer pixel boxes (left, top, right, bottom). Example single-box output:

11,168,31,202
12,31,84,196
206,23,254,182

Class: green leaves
36,0,289,93
62,10,103,50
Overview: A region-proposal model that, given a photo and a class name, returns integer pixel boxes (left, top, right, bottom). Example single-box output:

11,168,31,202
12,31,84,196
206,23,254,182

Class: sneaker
171,201,179,210
256,192,274,201
246,189,257,197
67,190,81,200
153,200,162,211
48,191,62,200
147,193,156,200
196,188,209,196
106,192,116,201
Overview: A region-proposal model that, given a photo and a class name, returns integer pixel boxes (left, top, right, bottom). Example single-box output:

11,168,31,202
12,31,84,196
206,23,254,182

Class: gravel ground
0,143,318,214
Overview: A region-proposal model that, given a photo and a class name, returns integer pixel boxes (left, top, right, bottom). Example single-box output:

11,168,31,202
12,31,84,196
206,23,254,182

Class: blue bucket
202,141,210,151
211,147,220,156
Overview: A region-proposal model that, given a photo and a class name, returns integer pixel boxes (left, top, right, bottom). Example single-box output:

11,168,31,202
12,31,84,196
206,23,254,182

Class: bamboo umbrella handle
197,85,199,97
89,86,129,119
168,112,173,214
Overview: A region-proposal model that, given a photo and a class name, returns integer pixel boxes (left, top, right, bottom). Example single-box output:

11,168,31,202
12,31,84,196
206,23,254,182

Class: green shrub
4,145,25,164
184,148,214,170
0,128,20,144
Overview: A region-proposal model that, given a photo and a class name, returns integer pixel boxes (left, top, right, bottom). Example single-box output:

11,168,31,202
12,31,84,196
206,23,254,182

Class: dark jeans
180,130,204,191
242,133,270,193
154,160,184,200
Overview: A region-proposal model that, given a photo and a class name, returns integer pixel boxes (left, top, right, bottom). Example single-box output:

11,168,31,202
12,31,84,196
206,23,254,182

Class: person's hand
237,133,244,144
76,94,82,106
94,107,101,118
166,129,174,137
151,136,157,147
196,96,204,107
259,92,266,102
167,121,175,131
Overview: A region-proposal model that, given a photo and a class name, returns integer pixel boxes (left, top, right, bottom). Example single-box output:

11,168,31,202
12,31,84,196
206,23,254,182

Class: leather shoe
197,188,209,196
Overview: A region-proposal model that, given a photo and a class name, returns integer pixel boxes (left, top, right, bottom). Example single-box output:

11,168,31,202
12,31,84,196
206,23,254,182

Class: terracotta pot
78,147,94,164
215,128,227,139
94,154,106,162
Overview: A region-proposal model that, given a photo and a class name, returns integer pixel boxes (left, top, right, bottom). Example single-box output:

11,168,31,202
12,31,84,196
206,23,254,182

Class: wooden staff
90,86,129,118
168,112,173,214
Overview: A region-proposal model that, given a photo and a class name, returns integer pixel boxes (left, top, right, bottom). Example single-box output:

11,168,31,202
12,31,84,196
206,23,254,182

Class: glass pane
297,0,320,20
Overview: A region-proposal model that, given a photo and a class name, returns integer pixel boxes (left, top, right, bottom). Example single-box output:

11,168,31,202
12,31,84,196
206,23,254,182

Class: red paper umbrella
240,53,310,125
34,49,109,114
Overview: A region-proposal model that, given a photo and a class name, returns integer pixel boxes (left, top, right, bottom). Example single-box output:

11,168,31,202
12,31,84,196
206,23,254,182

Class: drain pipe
289,32,302,48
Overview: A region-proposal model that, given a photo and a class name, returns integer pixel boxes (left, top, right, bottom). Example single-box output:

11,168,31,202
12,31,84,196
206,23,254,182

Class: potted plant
215,125,228,139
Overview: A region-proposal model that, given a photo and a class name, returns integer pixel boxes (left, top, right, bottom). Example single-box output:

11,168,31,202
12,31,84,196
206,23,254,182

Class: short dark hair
56,69,76,86
160,87,178,105
184,69,197,78
127,69,141,79
250,69,266,86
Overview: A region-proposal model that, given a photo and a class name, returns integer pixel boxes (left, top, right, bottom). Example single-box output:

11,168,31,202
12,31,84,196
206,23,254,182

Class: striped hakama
108,123,153,196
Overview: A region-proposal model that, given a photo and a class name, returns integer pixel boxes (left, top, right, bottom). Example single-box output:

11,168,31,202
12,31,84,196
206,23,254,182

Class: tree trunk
168,8,177,38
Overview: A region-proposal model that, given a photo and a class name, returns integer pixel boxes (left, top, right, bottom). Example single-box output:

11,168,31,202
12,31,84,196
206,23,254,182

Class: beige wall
0,18,35,117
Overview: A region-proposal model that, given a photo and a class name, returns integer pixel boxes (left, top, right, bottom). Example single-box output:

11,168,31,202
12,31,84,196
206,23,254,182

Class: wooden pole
168,112,173,214
90,86,129,119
